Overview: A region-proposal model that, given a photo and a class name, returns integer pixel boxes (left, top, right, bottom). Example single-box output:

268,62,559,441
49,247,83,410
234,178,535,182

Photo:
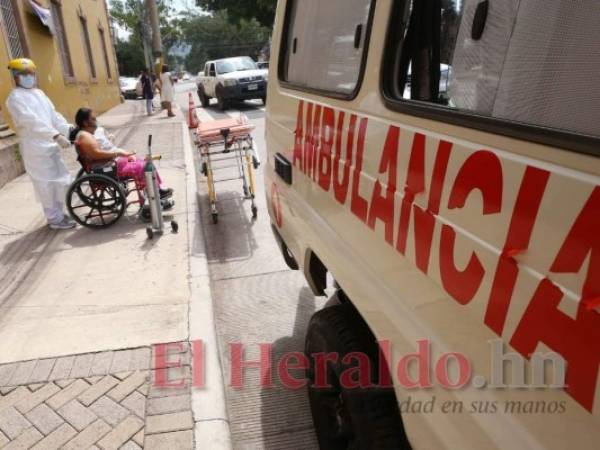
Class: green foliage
110,0,181,74
195,0,277,27
115,36,146,76
181,10,271,74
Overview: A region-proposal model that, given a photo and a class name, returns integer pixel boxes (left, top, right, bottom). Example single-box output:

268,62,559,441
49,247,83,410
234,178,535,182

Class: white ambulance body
265,0,600,448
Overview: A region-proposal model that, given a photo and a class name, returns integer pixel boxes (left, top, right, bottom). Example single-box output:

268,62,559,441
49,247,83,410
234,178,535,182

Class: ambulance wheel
146,227,154,240
251,205,258,219
171,221,179,233
212,213,218,224
305,302,411,450
67,174,126,229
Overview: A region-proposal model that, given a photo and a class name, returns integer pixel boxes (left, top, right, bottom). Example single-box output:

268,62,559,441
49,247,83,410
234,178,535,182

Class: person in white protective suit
5,58,76,230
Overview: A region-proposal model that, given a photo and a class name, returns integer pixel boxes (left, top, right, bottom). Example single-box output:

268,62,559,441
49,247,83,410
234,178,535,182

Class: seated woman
70,108,173,199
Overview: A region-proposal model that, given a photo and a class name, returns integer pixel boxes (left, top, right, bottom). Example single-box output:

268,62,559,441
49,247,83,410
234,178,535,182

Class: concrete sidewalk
0,100,231,449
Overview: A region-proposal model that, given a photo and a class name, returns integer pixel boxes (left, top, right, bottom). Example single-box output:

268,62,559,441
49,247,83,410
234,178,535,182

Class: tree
115,36,146,76
181,10,271,74
110,0,182,60
195,0,277,27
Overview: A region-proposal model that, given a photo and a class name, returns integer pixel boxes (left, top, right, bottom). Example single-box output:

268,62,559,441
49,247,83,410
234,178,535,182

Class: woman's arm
79,133,131,161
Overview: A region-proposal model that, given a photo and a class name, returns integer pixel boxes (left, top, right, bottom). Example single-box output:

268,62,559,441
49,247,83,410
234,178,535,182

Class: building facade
0,0,121,187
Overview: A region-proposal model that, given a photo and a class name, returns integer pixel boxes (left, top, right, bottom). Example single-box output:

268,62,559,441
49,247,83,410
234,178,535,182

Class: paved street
175,81,325,449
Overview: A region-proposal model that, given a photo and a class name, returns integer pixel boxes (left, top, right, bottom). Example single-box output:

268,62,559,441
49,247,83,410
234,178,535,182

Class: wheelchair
66,145,149,229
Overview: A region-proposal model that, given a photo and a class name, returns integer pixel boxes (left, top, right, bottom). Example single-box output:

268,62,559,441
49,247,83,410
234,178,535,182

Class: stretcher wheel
252,205,258,219
243,186,249,197
201,162,207,176
212,213,219,224
146,227,154,240
171,221,179,233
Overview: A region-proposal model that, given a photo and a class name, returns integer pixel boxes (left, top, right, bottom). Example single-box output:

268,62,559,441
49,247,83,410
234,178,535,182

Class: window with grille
383,0,600,142
80,16,96,79
0,0,24,59
51,1,74,79
99,27,112,80
280,0,374,97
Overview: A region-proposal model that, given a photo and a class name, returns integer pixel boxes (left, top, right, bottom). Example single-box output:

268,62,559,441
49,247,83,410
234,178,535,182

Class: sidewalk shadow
259,287,320,449
63,220,139,249
198,191,258,264
0,225,57,310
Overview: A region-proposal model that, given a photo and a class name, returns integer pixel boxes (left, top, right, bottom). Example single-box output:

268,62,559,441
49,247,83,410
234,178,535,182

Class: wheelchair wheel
67,174,127,229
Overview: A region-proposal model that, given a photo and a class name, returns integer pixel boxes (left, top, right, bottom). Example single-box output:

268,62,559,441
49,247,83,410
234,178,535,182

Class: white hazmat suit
6,87,73,224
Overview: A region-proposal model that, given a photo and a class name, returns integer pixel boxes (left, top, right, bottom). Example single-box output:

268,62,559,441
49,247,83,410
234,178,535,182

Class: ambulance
264,1,600,448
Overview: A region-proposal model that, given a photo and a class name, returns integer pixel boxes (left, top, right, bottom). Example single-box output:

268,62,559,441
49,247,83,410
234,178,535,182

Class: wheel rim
67,176,126,229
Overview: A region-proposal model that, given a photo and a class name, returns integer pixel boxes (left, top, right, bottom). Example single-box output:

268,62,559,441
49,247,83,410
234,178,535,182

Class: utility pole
146,0,163,73
138,0,153,71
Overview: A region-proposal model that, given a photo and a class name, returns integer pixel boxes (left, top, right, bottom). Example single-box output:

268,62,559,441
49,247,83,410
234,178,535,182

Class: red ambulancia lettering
511,187,600,412
485,166,550,335
350,118,369,224
333,112,356,205
318,107,335,192
293,101,304,171
440,151,503,305
367,126,399,245
287,101,600,412
396,134,452,275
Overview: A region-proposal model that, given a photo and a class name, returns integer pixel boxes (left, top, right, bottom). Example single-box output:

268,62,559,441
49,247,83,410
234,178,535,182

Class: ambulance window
280,0,374,97
383,0,600,147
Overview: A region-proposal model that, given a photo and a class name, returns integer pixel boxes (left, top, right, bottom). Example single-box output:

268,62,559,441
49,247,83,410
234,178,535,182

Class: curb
181,121,233,450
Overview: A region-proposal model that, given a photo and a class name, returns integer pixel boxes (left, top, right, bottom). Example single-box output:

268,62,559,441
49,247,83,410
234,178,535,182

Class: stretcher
195,114,258,224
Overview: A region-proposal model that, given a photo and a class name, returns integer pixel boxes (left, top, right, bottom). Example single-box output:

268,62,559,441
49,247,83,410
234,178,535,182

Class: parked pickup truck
197,56,267,110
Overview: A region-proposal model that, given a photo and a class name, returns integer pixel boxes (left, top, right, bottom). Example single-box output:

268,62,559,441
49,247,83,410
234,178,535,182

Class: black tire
146,227,154,240
76,168,86,180
212,212,219,224
251,205,258,219
306,302,411,450
171,221,179,233
198,88,210,107
66,174,126,229
216,85,228,111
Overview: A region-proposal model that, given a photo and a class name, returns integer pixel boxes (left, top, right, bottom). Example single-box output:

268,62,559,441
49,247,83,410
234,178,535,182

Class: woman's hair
162,65,169,73
70,107,93,143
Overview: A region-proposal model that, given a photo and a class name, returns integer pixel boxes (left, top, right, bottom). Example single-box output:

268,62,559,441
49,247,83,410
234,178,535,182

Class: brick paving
0,343,194,449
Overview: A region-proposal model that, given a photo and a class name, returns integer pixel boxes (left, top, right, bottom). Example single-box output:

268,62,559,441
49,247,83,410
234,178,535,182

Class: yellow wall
0,0,121,128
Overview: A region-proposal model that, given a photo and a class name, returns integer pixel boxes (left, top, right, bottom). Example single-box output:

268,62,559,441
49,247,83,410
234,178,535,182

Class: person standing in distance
140,68,154,116
5,58,76,230
159,65,175,118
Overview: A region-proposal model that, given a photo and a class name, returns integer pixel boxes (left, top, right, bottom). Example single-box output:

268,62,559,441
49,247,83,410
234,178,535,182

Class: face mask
19,74,36,89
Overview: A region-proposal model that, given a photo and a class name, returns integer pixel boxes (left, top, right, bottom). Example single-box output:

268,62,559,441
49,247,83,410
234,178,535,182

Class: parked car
197,56,267,110
119,77,139,100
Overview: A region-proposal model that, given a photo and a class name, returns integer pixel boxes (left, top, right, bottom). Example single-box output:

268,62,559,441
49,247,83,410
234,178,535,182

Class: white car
197,56,268,110
119,77,139,100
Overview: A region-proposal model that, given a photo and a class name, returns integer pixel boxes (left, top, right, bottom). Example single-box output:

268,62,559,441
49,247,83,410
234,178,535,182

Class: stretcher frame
195,115,258,224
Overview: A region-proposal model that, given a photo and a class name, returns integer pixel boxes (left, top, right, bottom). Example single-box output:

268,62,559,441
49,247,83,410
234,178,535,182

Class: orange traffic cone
188,92,199,129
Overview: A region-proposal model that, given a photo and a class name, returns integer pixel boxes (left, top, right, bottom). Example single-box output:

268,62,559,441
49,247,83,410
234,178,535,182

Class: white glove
54,135,71,149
